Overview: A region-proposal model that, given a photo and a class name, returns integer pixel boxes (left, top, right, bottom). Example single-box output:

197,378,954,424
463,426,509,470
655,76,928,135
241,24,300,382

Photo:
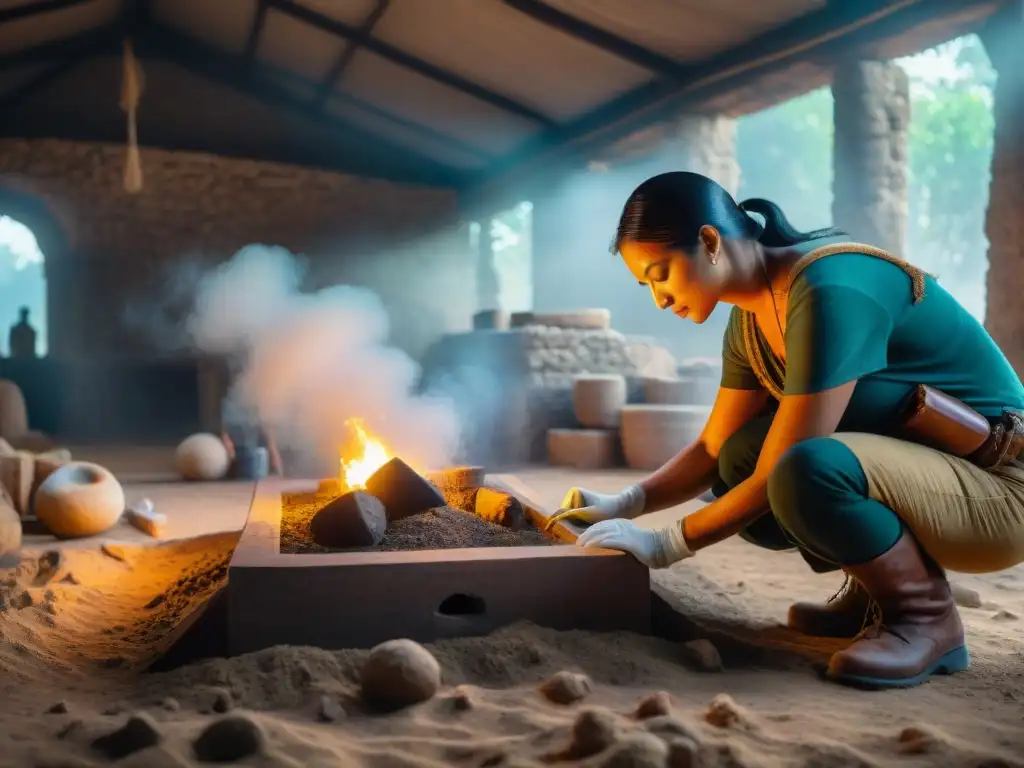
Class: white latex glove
545,484,646,530
576,519,694,569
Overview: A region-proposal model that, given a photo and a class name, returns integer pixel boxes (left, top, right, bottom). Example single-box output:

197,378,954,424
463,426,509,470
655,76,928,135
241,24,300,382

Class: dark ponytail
612,172,845,255
737,198,847,247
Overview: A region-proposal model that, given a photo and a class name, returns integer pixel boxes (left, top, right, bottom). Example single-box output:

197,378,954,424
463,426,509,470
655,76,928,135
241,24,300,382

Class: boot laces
826,574,857,605
855,598,910,644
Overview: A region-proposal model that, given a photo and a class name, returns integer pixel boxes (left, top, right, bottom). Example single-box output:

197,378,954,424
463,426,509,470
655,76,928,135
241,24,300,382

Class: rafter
138,23,467,184
501,0,684,76
469,0,996,199
267,0,557,127
243,0,271,60
314,0,390,106
0,25,118,70
0,0,94,25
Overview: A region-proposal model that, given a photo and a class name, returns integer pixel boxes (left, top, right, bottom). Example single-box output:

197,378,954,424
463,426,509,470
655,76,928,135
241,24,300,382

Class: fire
340,418,392,490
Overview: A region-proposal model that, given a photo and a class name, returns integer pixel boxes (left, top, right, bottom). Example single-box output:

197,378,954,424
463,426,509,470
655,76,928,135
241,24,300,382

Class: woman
551,171,1024,690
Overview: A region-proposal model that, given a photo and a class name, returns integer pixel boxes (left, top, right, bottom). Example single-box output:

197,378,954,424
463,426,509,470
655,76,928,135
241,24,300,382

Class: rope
120,40,144,194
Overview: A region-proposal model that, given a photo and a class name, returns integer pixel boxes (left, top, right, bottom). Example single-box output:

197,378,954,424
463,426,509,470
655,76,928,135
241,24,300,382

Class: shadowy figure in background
8,306,37,359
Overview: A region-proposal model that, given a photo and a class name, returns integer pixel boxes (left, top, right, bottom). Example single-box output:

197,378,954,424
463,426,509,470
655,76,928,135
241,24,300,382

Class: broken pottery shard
426,466,486,512
474,487,527,530
365,458,444,523
310,491,387,548
124,502,166,538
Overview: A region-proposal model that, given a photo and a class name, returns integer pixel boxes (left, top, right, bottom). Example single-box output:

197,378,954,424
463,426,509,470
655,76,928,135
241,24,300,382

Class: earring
710,247,719,265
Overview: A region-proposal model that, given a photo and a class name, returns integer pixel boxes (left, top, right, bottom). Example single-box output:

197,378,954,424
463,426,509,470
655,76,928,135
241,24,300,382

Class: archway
0,188,69,360
0,214,47,357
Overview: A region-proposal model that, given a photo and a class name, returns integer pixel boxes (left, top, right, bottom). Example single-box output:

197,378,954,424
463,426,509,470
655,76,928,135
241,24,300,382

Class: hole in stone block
437,593,486,617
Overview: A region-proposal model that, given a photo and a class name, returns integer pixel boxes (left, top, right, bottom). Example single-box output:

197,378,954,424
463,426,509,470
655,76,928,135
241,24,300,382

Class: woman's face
619,237,723,324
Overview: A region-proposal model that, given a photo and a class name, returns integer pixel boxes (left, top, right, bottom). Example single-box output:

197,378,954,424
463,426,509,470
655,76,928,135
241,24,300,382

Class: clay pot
176,433,231,481
35,462,125,539
642,376,702,405
0,380,28,441
572,374,627,429
547,429,617,470
620,405,711,470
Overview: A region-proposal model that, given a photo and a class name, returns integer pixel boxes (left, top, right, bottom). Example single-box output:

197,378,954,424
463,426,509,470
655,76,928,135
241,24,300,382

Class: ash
280,492,557,554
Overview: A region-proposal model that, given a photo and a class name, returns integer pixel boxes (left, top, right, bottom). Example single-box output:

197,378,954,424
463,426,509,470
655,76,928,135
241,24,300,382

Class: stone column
669,114,741,196
831,60,910,255
980,6,1024,375
475,220,500,313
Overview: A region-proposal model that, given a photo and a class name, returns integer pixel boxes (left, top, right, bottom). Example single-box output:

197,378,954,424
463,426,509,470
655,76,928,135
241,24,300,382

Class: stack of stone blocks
417,310,718,469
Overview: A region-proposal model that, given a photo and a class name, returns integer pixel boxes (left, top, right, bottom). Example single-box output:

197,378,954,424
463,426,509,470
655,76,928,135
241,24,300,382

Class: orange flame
340,418,392,490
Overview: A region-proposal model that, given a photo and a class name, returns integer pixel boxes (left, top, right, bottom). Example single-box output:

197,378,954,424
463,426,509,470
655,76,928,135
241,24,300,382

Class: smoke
184,244,461,472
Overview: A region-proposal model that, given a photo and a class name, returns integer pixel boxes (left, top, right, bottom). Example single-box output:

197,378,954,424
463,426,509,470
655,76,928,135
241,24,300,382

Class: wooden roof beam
268,0,557,127
243,0,271,61
0,25,118,70
138,23,468,185
501,0,685,76
314,0,390,107
467,0,999,201
0,0,95,25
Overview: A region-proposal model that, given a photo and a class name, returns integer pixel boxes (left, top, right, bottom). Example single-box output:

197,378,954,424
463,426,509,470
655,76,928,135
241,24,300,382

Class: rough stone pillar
475,220,500,312
831,60,910,255
980,6,1024,375
669,115,741,196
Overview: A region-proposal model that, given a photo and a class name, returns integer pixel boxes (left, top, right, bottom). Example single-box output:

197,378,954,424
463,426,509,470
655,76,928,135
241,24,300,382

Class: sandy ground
1,458,1023,767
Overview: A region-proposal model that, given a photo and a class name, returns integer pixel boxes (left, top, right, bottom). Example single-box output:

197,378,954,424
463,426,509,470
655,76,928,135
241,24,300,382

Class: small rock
449,685,474,711
634,691,672,719
642,715,700,743
91,713,162,760
599,732,669,767
162,697,180,712
193,715,265,763
310,491,387,548
145,594,166,609
47,700,69,714
211,689,232,714
365,458,445,523
569,707,620,758
666,737,700,768
898,724,945,755
704,694,747,729
992,609,1018,622
317,694,344,722
33,550,65,586
682,639,722,672
360,638,442,711
474,488,527,530
950,582,983,609
103,701,127,715
538,670,591,705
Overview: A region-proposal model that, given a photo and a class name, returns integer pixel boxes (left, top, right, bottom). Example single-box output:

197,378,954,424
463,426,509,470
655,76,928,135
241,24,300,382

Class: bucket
233,445,270,480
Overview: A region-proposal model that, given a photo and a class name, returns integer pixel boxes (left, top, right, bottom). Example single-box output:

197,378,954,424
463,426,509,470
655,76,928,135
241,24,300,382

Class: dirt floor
1,456,1023,767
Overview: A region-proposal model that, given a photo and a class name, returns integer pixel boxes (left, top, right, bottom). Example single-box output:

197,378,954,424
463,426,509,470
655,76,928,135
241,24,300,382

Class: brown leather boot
826,532,968,689
788,574,872,637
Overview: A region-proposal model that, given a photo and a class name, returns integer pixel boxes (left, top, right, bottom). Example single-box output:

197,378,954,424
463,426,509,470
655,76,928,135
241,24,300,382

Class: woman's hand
545,485,645,530
576,519,693,569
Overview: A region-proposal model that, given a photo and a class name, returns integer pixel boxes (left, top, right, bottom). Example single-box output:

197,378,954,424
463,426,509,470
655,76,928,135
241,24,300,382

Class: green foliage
735,34,994,313
736,87,835,231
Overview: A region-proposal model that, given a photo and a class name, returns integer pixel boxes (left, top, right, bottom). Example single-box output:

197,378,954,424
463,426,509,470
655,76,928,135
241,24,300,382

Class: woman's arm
639,386,770,513
681,380,856,550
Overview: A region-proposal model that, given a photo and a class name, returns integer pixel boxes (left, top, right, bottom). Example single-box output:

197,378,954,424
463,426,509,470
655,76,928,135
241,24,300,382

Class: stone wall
419,325,690,466
980,11,1024,376
0,139,471,362
831,61,910,256
669,115,741,197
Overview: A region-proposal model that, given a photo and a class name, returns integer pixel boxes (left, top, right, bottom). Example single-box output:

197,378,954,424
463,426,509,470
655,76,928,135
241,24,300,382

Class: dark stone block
365,458,445,523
